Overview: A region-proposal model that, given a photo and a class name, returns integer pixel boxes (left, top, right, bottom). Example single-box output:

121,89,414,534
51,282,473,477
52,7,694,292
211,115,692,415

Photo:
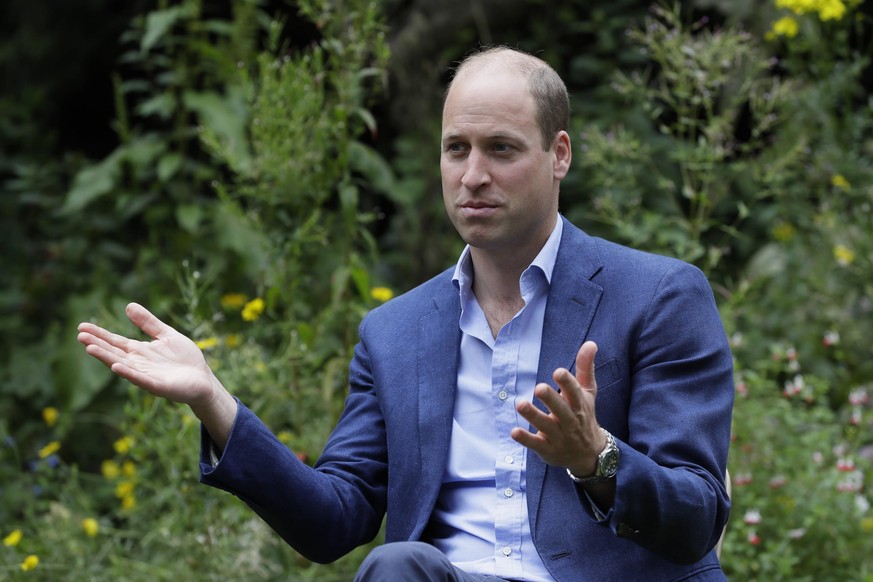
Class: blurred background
1,0,872,579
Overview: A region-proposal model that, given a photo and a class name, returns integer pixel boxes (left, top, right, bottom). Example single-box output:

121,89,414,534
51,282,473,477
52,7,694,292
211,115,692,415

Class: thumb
125,302,174,340
575,340,598,396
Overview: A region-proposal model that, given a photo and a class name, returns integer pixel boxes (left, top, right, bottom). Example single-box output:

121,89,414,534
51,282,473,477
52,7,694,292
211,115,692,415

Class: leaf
339,182,358,213
347,141,396,195
58,148,124,215
176,204,204,233
55,293,115,411
184,90,252,171
137,92,176,119
141,4,196,53
157,153,183,181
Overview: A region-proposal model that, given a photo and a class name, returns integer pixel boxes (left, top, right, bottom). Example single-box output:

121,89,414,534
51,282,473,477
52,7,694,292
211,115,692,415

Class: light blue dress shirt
429,216,563,582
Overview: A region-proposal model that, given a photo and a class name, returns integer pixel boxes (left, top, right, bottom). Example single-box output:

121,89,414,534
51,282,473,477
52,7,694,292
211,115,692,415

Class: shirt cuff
582,488,613,523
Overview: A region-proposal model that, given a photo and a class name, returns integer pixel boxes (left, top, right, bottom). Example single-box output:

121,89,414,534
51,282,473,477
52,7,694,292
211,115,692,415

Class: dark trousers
353,541,516,582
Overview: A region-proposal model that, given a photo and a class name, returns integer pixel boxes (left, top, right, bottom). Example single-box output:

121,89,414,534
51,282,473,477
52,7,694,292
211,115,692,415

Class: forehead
441,69,538,138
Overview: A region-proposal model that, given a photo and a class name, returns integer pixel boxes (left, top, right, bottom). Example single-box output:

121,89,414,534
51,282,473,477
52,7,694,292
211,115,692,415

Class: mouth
459,202,499,218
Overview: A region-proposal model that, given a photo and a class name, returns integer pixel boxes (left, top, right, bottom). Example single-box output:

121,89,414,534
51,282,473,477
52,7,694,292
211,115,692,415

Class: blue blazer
202,217,734,581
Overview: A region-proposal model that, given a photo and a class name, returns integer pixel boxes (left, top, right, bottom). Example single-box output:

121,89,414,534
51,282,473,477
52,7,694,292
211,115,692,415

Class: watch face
600,449,619,478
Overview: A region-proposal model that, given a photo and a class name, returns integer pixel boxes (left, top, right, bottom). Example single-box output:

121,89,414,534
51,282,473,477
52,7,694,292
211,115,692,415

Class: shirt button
504,455,514,464
504,488,514,498
498,390,508,400
502,546,512,557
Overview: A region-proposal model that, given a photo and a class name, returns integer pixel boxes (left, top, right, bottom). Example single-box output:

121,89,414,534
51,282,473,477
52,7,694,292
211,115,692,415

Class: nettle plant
570,2,803,282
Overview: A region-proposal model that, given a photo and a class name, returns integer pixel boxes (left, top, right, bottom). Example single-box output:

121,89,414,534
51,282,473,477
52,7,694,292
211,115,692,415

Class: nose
460,150,491,191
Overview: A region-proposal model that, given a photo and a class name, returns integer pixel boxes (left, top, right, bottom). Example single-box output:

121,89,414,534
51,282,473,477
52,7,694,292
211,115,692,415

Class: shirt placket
491,320,525,580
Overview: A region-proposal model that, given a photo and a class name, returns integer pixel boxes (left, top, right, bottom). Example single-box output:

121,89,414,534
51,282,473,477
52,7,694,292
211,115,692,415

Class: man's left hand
511,340,606,477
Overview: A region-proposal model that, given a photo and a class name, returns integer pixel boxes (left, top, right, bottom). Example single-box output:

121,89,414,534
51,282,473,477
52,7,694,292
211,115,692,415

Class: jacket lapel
411,276,461,538
527,218,604,529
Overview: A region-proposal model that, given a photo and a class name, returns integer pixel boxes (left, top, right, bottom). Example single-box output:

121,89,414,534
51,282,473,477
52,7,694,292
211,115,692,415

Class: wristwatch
566,428,620,484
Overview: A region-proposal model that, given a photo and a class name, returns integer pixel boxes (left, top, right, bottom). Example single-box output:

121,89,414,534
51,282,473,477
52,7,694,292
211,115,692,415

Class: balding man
79,46,734,581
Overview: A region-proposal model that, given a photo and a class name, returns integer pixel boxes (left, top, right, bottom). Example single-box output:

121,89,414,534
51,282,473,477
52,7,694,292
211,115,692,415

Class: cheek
441,159,461,185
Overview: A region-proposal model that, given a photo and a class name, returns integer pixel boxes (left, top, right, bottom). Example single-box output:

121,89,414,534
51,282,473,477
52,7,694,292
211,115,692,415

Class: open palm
77,302,218,407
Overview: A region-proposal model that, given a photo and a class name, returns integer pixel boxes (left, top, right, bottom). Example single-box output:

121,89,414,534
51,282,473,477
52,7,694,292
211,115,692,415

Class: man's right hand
77,302,237,449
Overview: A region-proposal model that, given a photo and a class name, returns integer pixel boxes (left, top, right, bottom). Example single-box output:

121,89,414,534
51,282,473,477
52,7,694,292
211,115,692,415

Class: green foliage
725,350,873,580
2,0,389,578
571,3,802,278
2,0,872,579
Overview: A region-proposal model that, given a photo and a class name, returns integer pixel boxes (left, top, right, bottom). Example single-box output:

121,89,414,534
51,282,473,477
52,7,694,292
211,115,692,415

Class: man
78,47,734,581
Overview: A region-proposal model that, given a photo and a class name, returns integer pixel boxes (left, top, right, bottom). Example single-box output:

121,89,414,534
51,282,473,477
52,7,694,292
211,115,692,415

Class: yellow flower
122,460,137,478
195,337,219,351
42,407,59,428
776,0,816,15
772,222,796,242
818,0,847,20
241,298,265,321
220,293,247,309
834,244,855,266
101,459,120,480
862,516,873,533
3,529,22,547
776,0,849,20
113,436,134,454
771,15,799,38
831,174,851,190
370,287,394,303
20,555,39,572
82,518,99,538
225,334,241,348
121,494,136,510
277,430,293,445
115,480,135,499
38,440,61,459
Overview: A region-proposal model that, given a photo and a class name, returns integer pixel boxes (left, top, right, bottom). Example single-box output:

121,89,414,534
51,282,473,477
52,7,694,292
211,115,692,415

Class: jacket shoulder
361,267,456,333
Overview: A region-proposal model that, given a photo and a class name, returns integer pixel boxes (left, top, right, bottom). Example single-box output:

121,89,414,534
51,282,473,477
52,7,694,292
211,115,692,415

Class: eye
491,143,513,153
445,142,468,155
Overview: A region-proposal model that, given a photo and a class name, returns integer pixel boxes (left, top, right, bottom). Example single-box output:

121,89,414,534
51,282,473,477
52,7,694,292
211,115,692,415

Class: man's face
440,68,569,260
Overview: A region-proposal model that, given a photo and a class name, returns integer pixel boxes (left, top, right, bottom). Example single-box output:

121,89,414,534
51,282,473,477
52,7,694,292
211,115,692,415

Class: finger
77,324,135,354
551,366,586,412
78,331,131,361
533,380,573,420
575,341,598,396
126,302,174,340
83,342,126,370
109,362,160,393
510,425,548,452
516,395,559,434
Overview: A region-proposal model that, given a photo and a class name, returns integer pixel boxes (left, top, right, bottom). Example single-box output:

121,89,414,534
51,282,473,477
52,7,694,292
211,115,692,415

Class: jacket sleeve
199,335,389,564
590,261,734,564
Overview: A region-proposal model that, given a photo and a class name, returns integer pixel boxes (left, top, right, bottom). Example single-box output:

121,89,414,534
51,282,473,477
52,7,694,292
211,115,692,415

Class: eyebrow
441,131,526,144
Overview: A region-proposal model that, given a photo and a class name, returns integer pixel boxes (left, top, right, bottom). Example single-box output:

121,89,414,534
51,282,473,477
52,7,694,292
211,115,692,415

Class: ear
552,130,572,180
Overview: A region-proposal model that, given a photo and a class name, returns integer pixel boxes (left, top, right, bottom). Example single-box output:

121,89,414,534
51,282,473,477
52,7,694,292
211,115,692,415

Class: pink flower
747,530,761,545
743,509,762,525
734,473,753,486
822,330,840,347
787,528,806,539
836,457,856,472
836,471,863,493
768,475,787,489
848,389,869,406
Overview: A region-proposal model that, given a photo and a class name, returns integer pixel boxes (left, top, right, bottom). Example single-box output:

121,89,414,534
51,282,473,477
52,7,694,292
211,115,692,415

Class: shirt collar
452,214,563,294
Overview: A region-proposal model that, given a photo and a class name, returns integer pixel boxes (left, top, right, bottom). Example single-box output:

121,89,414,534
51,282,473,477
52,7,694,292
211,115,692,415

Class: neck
468,229,548,338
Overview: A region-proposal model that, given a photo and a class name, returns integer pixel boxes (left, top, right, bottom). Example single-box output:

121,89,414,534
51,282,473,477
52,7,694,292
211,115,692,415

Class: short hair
446,46,570,151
